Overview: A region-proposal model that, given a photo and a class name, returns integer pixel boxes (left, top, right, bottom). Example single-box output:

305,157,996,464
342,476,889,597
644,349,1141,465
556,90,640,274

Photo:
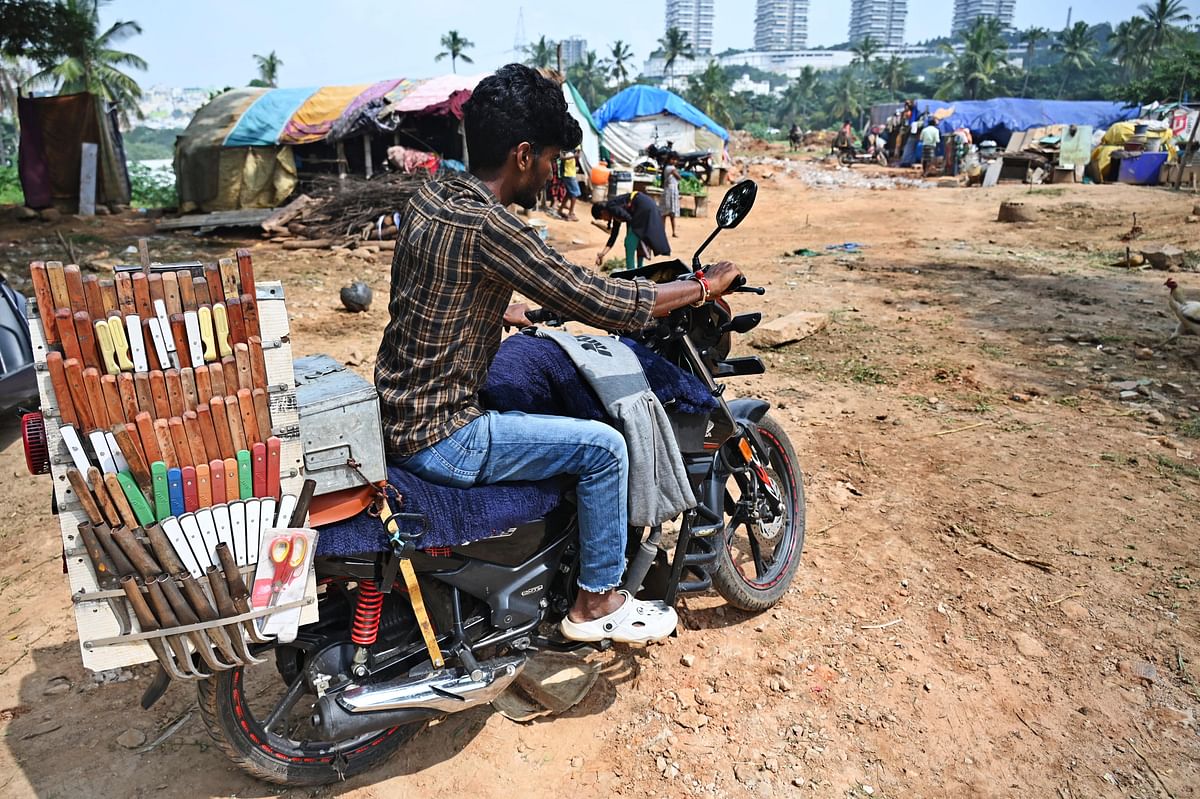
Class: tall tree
850,36,881,71
1052,21,1099,98
1109,17,1151,76
567,50,610,110
776,66,819,125
935,16,1008,100
251,50,282,87
524,35,555,69
29,0,146,126
658,26,694,88
1138,0,1192,53
435,30,474,74
608,39,634,89
685,60,733,126
1019,26,1050,95
876,55,910,99
827,71,863,125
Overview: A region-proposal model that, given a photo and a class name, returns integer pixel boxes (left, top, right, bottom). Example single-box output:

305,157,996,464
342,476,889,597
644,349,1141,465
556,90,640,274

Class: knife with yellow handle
198,305,217,363
212,303,232,358
94,318,119,376
105,311,134,371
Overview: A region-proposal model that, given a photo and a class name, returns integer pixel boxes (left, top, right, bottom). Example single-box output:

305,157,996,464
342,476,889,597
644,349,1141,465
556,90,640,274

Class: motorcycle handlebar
712,273,766,296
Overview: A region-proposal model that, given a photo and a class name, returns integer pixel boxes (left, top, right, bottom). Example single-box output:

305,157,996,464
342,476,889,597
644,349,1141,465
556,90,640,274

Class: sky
101,0,1198,89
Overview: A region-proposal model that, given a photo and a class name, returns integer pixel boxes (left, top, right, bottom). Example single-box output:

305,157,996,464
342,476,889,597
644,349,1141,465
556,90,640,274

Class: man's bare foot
568,588,626,622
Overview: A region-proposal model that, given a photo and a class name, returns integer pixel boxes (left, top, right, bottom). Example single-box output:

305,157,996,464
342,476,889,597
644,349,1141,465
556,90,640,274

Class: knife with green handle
151,460,170,521
117,470,155,527
237,449,252,500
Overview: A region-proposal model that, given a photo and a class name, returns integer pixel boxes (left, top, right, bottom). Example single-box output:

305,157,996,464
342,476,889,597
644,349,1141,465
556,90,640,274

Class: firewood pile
262,173,425,249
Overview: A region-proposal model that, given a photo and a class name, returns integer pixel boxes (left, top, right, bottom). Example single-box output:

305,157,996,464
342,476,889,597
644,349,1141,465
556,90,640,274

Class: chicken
1165,278,1200,343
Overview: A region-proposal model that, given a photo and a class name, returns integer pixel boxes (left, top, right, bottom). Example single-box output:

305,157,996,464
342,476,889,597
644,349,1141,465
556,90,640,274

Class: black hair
591,203,607,221
463,64,582,174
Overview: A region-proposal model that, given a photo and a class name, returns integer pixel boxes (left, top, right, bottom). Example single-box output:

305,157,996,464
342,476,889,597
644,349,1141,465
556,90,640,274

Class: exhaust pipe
311,654,525,740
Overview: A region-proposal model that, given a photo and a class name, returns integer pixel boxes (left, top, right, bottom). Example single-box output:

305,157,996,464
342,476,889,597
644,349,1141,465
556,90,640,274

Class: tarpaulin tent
593,85,729,168
564,80,601,174
914,98,1141,147
18,91,130,210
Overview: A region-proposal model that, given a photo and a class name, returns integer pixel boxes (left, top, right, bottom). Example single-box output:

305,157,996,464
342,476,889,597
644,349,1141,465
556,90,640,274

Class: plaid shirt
376,172,658,457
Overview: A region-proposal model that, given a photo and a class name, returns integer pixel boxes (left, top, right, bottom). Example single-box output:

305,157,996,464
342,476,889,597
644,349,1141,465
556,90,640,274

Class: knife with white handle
179,512,213,572
183,311,204,369
89,429,117,474
163,515,203,578
125,314,149,373
60,424,93,474
195,507,219,566
229,499,247,567
147,317,171,373
244,499,261,567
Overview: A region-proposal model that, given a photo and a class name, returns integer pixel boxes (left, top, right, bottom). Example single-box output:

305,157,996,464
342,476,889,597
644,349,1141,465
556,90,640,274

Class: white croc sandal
560,590,678,644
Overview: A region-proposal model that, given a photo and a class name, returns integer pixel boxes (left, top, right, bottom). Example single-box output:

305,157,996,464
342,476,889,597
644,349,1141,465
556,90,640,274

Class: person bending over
592,190,671,270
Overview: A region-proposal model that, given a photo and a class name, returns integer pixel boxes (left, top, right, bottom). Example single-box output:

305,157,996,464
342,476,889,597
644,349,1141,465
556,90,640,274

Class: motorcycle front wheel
711,412,805,611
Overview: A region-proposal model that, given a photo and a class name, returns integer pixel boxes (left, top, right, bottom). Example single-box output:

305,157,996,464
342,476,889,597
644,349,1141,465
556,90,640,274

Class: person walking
556,146,581,221
660,153,681,239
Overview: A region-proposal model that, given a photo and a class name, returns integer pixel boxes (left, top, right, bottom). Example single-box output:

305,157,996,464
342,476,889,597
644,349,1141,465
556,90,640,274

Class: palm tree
567,51,610,110
658,27,694,88
685,61,732,126
776,66,819,125
524,35,555,69
608,40,634,89
1019,26,1050,95
1138,0,1193,53
1053,21,1098,98
935,16,1008,100
850,36,881,72
876,55,910,98
827,71,863,126
1109,17,1151,76
435,30,474,74
29,0,146,126
252,50,283,87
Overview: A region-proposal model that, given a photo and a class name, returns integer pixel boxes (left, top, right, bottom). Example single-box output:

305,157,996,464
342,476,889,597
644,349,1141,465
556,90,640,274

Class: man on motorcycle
375,63,742,643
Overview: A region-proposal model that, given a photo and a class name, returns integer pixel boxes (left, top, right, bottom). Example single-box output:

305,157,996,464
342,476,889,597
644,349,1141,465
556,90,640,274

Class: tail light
22,412,50,475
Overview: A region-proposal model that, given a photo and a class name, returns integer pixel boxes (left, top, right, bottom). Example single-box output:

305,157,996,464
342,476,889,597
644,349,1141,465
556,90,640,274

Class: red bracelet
689,272,710,307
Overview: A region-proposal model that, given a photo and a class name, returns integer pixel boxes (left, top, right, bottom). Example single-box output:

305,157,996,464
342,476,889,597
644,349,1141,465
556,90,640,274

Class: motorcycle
34,181,804,786
634,139,714,185
836,131,889,167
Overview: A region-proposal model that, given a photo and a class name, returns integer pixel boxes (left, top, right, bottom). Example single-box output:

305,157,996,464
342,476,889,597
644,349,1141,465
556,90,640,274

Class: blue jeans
399,411,629,592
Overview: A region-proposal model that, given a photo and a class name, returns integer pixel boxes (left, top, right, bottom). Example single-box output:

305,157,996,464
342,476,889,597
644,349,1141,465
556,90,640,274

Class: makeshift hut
914,98,1140,148
18,91,130,211
174,75,484,212
592,85,729,169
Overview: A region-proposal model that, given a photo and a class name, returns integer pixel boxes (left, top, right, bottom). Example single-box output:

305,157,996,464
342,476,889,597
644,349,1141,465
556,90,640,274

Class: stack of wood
261,173,424,251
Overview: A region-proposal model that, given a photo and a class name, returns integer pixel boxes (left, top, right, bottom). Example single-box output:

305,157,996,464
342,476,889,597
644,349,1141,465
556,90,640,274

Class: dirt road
1,155,1198,798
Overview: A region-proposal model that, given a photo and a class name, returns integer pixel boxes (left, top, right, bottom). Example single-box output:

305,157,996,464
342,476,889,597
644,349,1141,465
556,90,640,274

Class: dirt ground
2,149,1199,798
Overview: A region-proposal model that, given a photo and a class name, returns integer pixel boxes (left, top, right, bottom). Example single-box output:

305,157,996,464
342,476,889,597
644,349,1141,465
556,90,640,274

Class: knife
66,467,104,526
266,436,281,499
131,272,153,319
148,272,164,305
151,460,170,521
182,465,198,513
218,257,239,300
276,494,297,531
102,471,138,529
162,271,181,316
194,404,222,463
220,357,237,397
223,457,239,504
260,497,277,539
100,375,124,425
125,314,149,372
169,416,194,469
167,466,184,517
115,471,155,528
105,311,134,371
212,502,233,553
153,418,178,469
104,430,128,472
209,359,228,398
141,319,162,372
180,367,198,412
152,298,175,357
225,295,246,345
193,365,212,404
233,343,252,391
45,352,79,428
73,311,100,370
165,369,186,417
240,292,261,339
162,516,202,578
179,512,211,571
135,412,163,466
99,279,118,313
182,410,214,464
208,397,236,460
197,305,217,363
147,317,171,375
117,373,139,422
63,265,87,314
114,272,135,316
90,429,117,474
55,308,83,362
228,499,247,566
168,313,190,369
94,319,119,375
82,366,110,430
192,275,211,308
210,460,226,510
82,274,105,321
237,388,260,447
87,467,122,527
213,303,232,357
63,358,95,432
253,388,271,441
177,268,196,311
196,462,211,508
111,423,152,492
132,372,152,417
204,264,225,304
195,507,218,562
148,370,170,419
244,498,261,565
183,310,204,367
236,449,252,500
29,262,60,345
224,395,247,454
251,441,266,497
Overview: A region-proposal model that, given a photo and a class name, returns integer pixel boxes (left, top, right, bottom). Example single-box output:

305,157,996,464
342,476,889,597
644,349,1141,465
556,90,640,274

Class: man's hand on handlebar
702,261,742,297
503,303,532,329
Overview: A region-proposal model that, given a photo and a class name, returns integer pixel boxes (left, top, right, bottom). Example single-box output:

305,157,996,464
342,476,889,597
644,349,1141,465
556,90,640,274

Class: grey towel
535,329,696,527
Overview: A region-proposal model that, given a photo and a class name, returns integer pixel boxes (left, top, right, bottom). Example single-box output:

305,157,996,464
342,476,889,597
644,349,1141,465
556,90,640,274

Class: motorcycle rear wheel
711,412,805,611
197,646,421,786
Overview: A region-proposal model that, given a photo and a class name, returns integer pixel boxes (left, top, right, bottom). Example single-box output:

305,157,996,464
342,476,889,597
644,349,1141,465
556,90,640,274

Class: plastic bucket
591,184,608,204
1117,152,1168,185
590,164,610,187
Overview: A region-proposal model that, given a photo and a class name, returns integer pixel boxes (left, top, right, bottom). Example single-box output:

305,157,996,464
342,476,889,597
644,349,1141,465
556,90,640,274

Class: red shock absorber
350,580,384,646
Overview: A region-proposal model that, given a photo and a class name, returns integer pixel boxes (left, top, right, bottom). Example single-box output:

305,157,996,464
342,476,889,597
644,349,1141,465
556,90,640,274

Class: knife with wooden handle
148,370,170,419
148,271,164,304
169,313,190,369
165,369,186,417
209,397,236,460
233,342,252,391
106,310,134,371
193,365,212,405
183,310,204,368
221,357,238,396
210,460,226,508
204,264,224,303
198,305,217,363
82,366,109,430
94,319,119,375
135,412,162,465
240,292,261,339
212,303,232,358
223,395,247,454
266,436,281,499
194,404,222,462
100,374,124,424
132,371,152,416
236,249,256,297
99,279,117,313
169,416,194,470
225,295,246,345
45,261,69,308
247,336,268,391
236,388,260,446
182,410,209,465
87,467,122,527
45,352,78,428
64,358,94,432
56,308,83,362
102,472,139,529
252,388,271,441
67,467,104,526
141,319,162,372
83,274,105,321
192,276,211,308
177,269,196,311
125,314,149,372
61,425,92,474
29,262,59,345
111,423,152,492
153,418,178,469
219,257,239,300
209,359,227,398
162,271,181,316
196,462,212,508
147,317,171,374
131,272,153,319
114,272,135,316
180,367,198,411
122,421,146,467
63,265,87,314
73,310,100,369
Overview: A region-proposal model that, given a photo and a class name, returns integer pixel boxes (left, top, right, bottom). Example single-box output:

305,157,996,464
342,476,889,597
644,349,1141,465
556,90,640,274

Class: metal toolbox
295,354,387,495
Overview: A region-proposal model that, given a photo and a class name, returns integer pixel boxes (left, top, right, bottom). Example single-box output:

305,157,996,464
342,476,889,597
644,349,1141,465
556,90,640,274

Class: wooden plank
260,194,316,233
982,160,1003,188
156,209,274,231
78,143,98,216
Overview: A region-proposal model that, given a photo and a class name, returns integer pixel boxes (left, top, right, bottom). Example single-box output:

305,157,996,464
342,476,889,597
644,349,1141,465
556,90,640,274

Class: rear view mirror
716,180,757,229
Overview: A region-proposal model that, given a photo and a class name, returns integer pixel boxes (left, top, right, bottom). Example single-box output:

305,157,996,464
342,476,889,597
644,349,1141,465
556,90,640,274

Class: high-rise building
560,36,587,68
848,0,907,47
951,0,1016,35
665,0,714,54
754,0,810,51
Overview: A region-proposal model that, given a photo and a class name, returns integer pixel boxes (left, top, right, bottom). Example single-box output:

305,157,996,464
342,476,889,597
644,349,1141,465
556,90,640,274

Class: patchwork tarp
915,98,1141,146
564,81,601,173
224,87,317,146
593,85,729,168
280,83,374,144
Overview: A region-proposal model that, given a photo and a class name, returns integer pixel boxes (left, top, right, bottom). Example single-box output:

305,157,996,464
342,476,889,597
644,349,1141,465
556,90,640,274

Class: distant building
560,36,587,68
642,48,855,81
665,0,714,54
848,0,907,47
951,0,1016,35
135,85,213,130
754,0,809,51
731,73,773,96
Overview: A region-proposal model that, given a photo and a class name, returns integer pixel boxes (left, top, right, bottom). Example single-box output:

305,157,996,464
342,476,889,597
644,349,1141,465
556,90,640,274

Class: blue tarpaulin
223,87,318,147
593,85,729,141
915,98,1140,145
